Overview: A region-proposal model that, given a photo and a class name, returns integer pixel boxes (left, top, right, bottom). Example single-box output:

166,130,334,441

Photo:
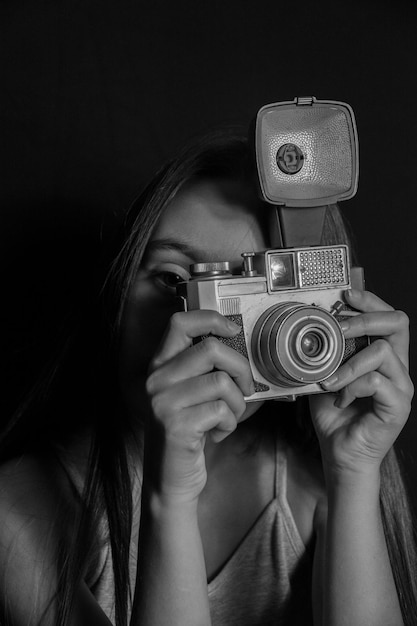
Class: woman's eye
151,268,190,293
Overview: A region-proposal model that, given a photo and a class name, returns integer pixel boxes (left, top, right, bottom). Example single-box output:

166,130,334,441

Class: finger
334,372,412,423
321,339,413,397
185,400,238,443
340,309,409,368
151,371,247,422
150,310,241,370
340,310,409,340
344,289,394,313
164,401,238,446
147,336,255,397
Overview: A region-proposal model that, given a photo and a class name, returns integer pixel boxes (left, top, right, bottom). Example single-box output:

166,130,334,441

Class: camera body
177,96,367,401
178,244,366,401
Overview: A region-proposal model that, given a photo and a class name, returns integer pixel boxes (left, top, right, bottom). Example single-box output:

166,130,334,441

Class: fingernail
322,374,339,388
226,320,241,334
340,320,349,332
346,288,359,299
211,430,226,443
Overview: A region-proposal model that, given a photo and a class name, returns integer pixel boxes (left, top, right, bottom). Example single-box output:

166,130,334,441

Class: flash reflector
255,96,359,207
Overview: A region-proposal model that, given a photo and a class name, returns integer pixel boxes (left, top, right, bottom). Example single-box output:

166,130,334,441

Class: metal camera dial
190,262,231,278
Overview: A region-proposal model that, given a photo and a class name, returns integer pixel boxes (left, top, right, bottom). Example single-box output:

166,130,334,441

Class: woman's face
119,177,269,417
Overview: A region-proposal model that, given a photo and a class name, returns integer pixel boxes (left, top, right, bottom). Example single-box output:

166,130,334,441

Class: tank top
59,440,314,625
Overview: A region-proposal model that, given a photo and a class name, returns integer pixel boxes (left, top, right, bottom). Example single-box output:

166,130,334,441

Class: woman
0,130,416,625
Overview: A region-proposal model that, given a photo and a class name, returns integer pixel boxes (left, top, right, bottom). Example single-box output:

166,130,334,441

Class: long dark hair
2,129,417,625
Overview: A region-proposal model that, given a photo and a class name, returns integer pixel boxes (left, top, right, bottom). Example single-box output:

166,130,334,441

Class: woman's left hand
310,288,414,479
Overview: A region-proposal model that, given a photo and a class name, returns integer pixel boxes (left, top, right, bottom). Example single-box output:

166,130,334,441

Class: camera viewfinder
269,253,296,290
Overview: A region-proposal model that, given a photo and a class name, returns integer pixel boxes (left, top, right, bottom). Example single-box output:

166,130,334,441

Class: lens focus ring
252,303,345,386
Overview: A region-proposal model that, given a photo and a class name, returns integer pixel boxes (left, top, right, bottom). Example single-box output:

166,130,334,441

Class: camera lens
252,302,345,386
300,332,323,358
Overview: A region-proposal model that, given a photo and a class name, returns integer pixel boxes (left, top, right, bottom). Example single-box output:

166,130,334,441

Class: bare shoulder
0,431,114,625
0,450,81,565
0,428,93,515
0,450,79,523
285,444,327,546
0,452,80,624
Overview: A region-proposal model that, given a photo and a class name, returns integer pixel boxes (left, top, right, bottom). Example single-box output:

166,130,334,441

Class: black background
1,1,416,495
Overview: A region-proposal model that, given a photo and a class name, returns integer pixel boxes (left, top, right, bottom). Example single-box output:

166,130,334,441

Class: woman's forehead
151,178,269,259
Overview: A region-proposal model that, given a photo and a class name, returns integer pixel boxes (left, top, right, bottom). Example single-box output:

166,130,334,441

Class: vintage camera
178,97,367,401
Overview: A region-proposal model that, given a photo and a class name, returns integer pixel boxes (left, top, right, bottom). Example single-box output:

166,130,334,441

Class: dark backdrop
1,1,416,494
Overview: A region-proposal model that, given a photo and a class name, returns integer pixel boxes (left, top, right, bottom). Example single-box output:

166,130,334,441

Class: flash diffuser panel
255,97,359,207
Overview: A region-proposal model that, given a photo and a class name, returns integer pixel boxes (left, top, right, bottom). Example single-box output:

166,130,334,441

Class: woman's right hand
144,310,255,505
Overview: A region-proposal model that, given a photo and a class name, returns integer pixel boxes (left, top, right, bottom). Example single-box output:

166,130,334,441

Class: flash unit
255,96,359,208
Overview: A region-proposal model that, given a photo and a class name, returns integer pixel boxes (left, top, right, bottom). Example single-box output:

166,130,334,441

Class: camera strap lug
295,96,315,106
330,301,345,317
241,252,258,276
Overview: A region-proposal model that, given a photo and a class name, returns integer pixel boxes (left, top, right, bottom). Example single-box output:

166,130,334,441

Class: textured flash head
255,96,359,207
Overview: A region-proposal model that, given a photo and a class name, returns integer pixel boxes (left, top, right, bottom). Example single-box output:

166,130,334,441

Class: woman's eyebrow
145,238,206,261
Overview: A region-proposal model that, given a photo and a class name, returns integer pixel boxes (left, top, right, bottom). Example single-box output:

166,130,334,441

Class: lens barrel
252,302,345,386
